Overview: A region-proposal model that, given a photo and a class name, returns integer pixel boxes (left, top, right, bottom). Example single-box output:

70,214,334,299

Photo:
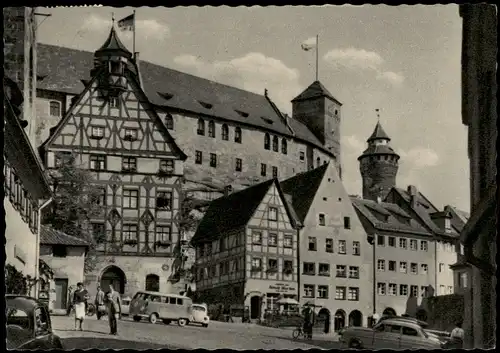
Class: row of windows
89,125,143,142
308,237,360,255
88,187,173,210
318,215,351,229
264,133,288,155
303,284,359,301
251,232,294,248
197,233,244,257
377,283,434,297
133,292,186,306
85,154,176,174
197,119,243,143
197,257,247,280
376,260,428,275
302,263,360,278
4,160,39,234
251,258,293,273
376,235,429,252
90,223,173,243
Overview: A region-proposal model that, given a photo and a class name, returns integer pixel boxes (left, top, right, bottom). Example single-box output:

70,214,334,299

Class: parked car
121,296,131,316
6,295,64,350
339,318,444,349
189,304,210,327
377,315,448,343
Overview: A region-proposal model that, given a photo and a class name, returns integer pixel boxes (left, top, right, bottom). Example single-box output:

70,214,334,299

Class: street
52,316,342,350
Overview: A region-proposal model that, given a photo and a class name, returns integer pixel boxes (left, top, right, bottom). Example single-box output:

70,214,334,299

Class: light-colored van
129,291,193,327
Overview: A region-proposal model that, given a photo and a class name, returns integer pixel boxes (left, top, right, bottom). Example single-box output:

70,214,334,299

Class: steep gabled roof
367,121,391,142
36,44,332,156
40,225,89,247
291,80,342,105
192,179,300,245
351,197,431,236
95,27,133,59
280,164,329,223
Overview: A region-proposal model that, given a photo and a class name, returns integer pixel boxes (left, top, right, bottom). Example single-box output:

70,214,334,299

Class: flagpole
315,34,319,81
133,9,136,60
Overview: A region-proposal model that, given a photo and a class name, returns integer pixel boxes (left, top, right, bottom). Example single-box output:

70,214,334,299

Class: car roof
381,316,428,326
382,319,422,330
134,291,191,299
6,295,41,311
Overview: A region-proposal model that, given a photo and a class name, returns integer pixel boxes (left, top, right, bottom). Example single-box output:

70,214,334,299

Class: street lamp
367,233,376,326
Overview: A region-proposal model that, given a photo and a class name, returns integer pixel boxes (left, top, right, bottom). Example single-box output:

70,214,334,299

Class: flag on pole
301,37,317,52
117,13,134,31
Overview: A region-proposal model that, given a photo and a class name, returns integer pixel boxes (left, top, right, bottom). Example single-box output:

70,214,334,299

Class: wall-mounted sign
269,283,296,294
14,245,26,264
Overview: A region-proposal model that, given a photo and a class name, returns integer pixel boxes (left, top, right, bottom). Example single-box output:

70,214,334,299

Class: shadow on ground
61,337,176,349
261,334,343,350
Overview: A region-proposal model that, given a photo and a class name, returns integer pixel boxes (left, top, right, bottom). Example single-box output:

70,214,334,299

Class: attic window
158,92,174,101
235,110,249,118
261,117,274,124
198,101,213,109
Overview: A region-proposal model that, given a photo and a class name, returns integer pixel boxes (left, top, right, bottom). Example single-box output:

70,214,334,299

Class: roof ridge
41,225,90,244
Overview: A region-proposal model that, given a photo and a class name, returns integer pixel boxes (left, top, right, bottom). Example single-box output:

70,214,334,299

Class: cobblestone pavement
52,315,342,350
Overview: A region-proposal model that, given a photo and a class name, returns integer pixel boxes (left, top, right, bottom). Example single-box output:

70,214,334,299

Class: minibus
129,291,193,326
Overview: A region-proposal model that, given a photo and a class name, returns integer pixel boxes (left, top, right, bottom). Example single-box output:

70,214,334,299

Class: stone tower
291,81,343,177
358,122,400,201
3,7,38,144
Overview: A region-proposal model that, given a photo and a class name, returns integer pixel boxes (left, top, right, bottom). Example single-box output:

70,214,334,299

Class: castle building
191,179,301,321
280,163,372,331
458,4,497,349
38,27,188,297
353,122,467,323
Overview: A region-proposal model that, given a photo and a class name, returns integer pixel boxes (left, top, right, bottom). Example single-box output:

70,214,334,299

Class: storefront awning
277,298,299,305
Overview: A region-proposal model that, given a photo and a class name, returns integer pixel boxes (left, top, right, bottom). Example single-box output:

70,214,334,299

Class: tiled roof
358,144,400,160
351,197,432,236
367,122,391,142
40,225,89,247
291,80,342,105
394,188,460,239
37,44,331,155
192,179,274,244
280,164,329,223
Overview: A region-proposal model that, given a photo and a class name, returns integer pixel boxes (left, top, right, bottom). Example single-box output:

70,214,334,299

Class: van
129,291,193,327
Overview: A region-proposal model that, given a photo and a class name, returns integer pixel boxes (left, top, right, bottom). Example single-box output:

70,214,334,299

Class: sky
37,5,469,212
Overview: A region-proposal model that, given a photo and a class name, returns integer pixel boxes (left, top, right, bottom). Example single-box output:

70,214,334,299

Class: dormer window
159,160,174,174
91,125,105,139
124,128,138,141
234,127,242,143
264,133,270,150
272,136,279,152
110,61,123,75
49,101,61,117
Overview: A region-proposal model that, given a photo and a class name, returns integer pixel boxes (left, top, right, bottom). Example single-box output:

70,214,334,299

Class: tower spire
376,108,380,123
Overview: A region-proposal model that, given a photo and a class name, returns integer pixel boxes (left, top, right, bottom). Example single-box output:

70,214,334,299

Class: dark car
6,295,63,350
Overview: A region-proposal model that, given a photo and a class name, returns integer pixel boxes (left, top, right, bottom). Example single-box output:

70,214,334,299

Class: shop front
245,279,298,320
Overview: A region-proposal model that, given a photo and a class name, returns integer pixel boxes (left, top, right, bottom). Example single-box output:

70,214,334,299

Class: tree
5,264,28,295
43,154,102,274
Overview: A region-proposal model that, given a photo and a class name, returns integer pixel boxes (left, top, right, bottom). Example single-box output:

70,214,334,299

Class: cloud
398,147,440,168
323,47,404,86
302,36,317,46
173,53,301,112
81,14,170,41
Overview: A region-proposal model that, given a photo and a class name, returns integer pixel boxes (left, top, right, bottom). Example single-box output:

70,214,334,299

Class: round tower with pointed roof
358,121,400,201
91,26,134,99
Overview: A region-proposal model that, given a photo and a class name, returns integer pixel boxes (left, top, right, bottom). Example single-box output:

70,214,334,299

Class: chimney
134,52,144,90
223,185,233,197
407,185,418,208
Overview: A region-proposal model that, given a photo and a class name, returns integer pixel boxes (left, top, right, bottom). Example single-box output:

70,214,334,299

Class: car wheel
202,324,208,328
178,318,188,327
149,313,158,324
349,339,362,349
163,319,171,325
133,316,142,322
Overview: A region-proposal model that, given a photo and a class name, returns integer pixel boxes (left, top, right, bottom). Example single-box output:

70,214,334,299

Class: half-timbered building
191,179,301,320
38,27,188,297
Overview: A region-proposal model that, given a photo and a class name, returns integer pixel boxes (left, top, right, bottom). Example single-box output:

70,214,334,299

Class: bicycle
292,326,312,340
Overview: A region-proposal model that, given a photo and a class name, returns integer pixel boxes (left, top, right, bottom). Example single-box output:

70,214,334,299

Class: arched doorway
145,274,159,292
100,266,126,294
250,296,261,319
416,309,428,322
349,310,363,327
334,309,346,331
318,308,331,333
383,307,397,317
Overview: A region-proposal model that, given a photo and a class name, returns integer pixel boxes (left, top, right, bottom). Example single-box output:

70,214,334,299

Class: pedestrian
72,282,89,331
105,284,122,335
302,305,315,340
448,321,465,348
95,285,105,320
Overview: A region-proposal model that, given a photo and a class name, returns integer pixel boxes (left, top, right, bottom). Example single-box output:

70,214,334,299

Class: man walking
105,284,122,335
95,285,105,320
302,305,315,340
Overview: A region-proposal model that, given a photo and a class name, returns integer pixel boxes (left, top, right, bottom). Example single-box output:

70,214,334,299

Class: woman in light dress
72,282,89,331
